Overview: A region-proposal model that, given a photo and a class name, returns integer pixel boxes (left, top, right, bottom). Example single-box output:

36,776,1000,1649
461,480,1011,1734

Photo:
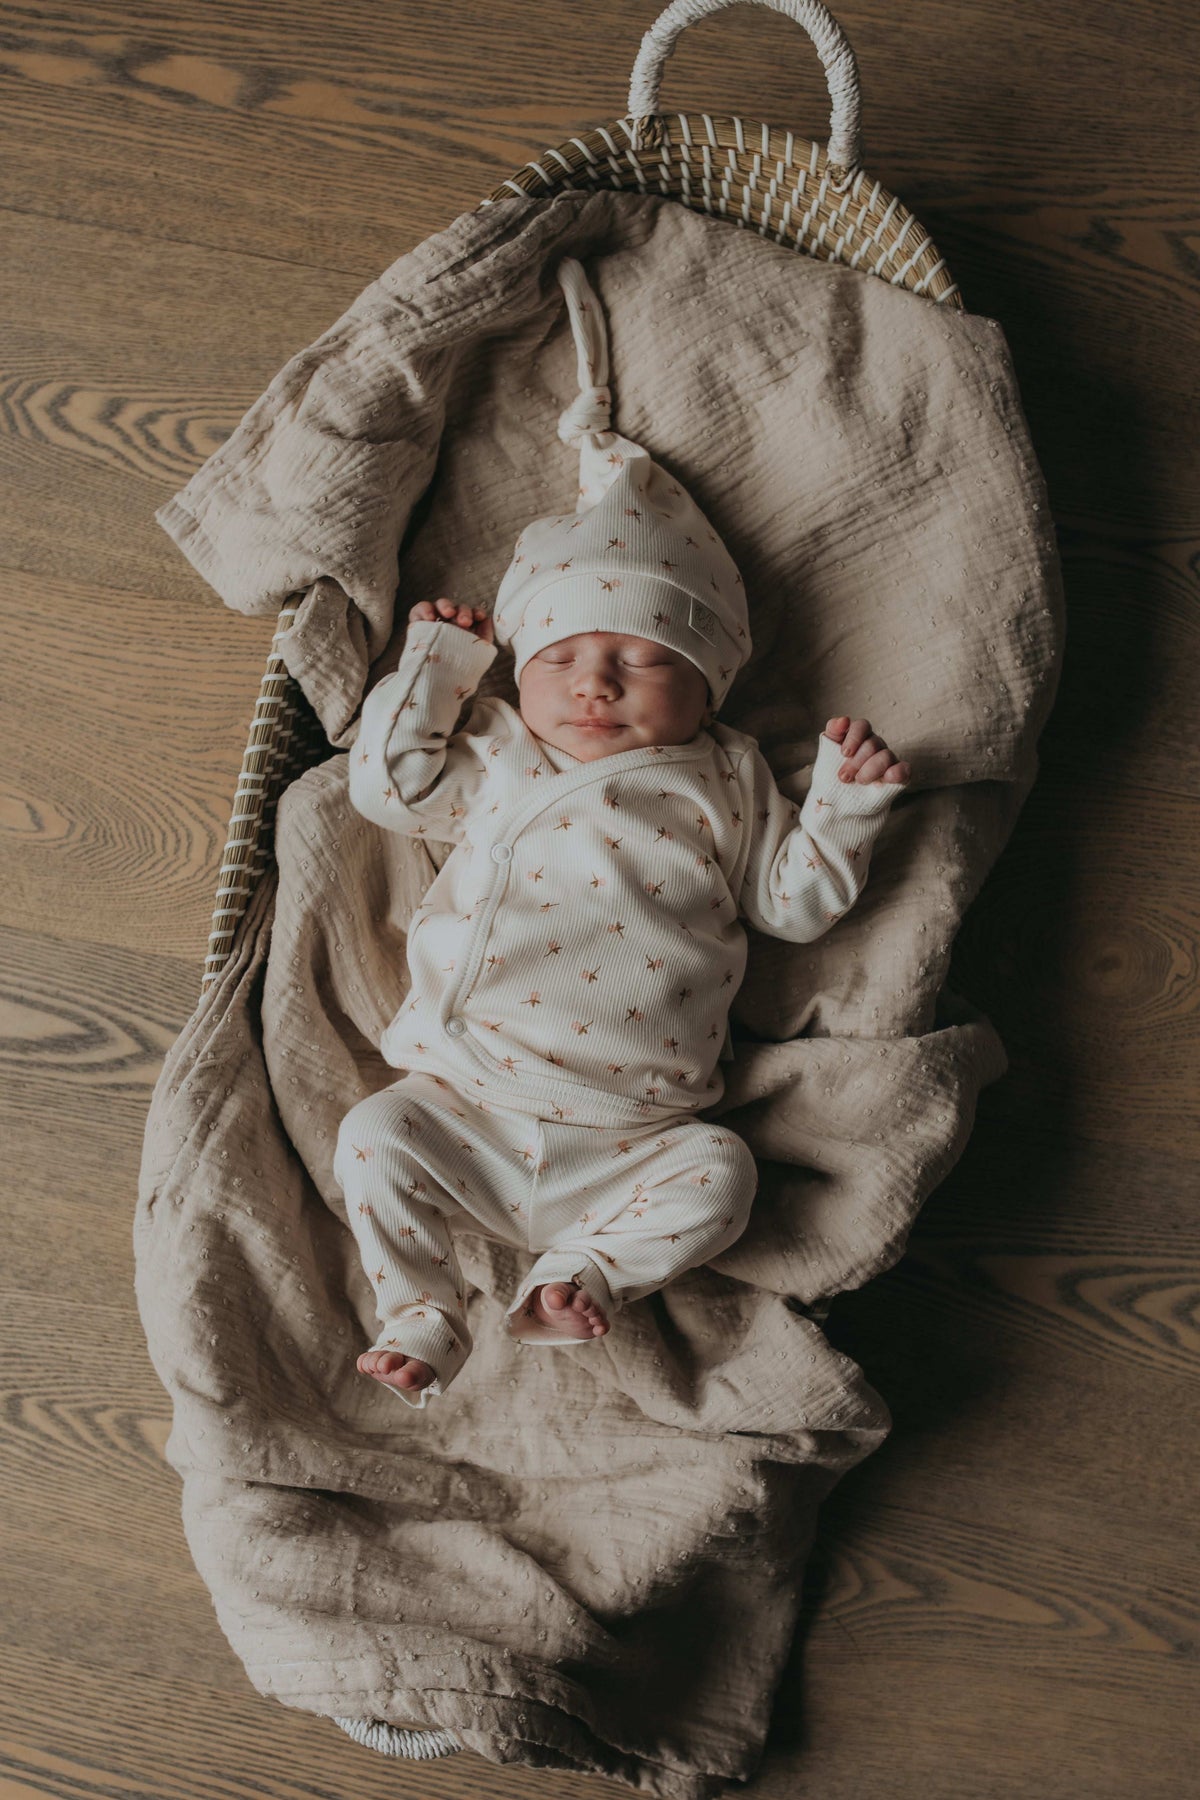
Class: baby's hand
824,716,910,784
409,597,495,643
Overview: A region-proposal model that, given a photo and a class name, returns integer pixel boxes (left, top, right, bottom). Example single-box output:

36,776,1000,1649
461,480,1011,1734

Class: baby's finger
846,748,892,783
455,603,475,628
838,733,881,778
409,600,436,622
434,597,458,617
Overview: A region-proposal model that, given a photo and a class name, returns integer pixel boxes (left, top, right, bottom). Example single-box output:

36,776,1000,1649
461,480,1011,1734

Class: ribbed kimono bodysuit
334,619,905,1405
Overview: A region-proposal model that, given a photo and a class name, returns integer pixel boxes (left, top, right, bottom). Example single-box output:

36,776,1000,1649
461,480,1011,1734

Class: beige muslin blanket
136,187,1063,1798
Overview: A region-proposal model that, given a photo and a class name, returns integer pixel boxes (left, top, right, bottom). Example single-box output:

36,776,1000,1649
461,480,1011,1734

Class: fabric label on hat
689,598,717,643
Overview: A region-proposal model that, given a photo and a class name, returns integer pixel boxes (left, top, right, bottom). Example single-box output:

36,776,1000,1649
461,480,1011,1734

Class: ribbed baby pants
332,1071,758,1408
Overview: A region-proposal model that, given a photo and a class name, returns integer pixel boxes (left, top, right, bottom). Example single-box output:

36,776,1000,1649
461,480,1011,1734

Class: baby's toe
572,1289,609,1333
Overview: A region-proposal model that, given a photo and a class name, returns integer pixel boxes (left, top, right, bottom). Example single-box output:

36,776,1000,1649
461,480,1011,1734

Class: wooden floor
3,0,1197,1795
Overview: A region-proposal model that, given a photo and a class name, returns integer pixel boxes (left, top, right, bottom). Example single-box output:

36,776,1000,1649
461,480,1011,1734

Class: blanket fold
137,184,1063,1796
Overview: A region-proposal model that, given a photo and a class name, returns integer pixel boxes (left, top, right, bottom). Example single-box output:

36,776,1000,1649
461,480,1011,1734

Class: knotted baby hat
491,256,751,709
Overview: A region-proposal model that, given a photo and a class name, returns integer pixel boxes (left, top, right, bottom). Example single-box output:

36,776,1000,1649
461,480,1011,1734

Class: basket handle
626,0,863,188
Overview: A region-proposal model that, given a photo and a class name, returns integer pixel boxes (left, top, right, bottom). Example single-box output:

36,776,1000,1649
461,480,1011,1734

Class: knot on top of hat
557,384,612,447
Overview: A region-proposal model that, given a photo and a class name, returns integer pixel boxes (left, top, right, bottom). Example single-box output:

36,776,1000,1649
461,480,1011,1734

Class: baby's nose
576,665,619,695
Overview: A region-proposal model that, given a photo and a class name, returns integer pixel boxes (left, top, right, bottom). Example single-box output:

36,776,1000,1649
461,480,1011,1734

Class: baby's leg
506,1119,757,1341
333,1085,475,1409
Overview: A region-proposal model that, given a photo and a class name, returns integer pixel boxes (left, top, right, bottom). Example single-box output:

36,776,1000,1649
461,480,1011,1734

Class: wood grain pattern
1,0,1197,1794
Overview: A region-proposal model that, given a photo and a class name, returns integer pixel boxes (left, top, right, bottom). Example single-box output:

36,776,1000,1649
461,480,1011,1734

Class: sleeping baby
332,255,911,1408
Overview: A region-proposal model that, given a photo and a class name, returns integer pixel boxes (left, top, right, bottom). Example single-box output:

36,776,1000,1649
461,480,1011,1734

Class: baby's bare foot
357,1348,436,1393
527,1279,609,1338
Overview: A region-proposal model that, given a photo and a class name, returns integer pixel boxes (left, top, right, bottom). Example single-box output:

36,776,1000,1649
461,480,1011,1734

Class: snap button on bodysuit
445,1016,467,1037
490,843,513,863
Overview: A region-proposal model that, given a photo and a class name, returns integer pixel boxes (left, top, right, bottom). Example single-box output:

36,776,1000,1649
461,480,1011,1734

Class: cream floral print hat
490,256,751,709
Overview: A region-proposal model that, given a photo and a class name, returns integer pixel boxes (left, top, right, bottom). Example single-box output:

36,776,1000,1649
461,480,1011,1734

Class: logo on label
689,598,717,643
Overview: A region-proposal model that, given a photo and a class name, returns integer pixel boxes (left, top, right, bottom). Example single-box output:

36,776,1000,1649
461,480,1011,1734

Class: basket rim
476,110,961,310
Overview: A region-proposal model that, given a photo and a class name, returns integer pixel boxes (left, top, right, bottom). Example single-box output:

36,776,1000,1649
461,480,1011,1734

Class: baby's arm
348,605,497,844
734,729,909,941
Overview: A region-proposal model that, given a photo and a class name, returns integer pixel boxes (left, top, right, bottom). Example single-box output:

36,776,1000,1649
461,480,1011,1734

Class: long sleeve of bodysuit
733,729,908,942
347,620,499,845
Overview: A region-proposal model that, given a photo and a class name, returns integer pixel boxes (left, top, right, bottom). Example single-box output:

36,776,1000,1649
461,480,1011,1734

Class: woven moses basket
199,0,962,1069
179,0,965,1761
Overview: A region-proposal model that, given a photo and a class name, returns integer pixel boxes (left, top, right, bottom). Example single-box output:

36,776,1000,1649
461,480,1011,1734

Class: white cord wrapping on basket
627,0,863,185
331,1717,463,1759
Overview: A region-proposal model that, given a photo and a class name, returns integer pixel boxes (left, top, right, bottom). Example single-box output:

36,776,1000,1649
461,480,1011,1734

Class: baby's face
518,631,711,762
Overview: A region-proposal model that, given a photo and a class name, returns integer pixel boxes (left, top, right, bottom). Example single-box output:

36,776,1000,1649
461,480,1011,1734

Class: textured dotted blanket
136,186,1063,1797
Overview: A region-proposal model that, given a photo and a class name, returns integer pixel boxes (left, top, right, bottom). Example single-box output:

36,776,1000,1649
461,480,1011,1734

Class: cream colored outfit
334,1071,757,1408
335,617,906,1404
